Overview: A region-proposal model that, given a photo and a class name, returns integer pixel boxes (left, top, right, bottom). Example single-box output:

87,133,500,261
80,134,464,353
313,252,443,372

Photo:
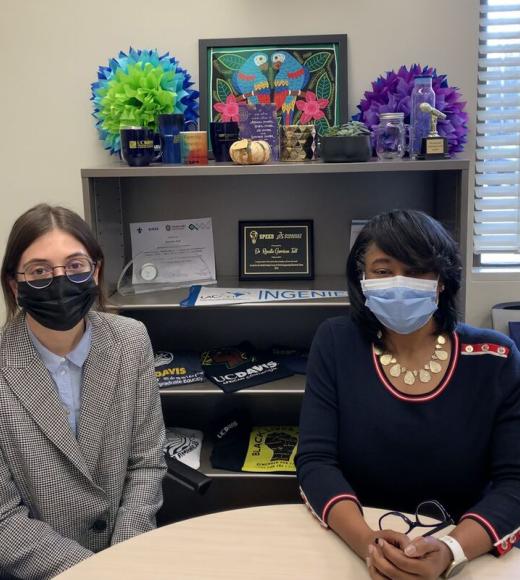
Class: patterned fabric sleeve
295,320,362,527
111,322,167,545
0,442,93,579
460,340,520,556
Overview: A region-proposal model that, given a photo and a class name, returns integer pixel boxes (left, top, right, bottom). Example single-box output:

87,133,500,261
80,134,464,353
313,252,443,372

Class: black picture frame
239,220,314,281
199,35,348,135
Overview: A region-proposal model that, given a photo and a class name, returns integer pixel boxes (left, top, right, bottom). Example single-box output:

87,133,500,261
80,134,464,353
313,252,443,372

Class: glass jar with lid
375,112,406,160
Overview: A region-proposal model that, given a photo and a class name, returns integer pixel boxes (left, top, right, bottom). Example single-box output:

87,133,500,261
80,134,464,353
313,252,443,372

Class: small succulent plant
323,121,371,137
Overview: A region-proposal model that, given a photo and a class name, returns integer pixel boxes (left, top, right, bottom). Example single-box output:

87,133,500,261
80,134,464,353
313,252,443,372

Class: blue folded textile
154,351,205,387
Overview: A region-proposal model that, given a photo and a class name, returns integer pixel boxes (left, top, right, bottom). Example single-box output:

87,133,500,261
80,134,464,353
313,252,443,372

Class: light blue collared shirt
28,320,92,437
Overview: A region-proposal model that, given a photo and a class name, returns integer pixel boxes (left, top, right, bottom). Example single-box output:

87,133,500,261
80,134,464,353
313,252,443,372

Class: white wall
2,0,512,327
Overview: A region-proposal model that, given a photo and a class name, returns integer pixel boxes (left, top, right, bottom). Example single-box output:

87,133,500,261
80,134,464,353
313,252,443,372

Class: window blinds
475,1,520,254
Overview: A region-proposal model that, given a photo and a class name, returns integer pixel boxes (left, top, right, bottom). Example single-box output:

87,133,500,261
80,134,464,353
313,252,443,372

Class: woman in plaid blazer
0,204,167,579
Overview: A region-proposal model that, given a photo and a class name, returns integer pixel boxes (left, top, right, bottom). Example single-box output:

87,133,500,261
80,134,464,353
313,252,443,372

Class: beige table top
55,504,520,579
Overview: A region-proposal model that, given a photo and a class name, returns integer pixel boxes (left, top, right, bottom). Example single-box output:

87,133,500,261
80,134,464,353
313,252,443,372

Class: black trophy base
416,136,449,160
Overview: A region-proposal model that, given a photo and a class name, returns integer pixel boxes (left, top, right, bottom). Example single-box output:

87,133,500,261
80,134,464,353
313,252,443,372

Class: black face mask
17,275,99,331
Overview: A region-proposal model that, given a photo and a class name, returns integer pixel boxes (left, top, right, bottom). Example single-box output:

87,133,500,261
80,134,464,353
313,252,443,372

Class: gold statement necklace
374,335,448,386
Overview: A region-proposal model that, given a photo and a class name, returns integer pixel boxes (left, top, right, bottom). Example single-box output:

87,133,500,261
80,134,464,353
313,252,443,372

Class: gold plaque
426,139,446,154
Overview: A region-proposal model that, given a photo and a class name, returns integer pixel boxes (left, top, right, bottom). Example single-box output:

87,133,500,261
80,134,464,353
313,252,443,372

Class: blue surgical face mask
360,275,439,335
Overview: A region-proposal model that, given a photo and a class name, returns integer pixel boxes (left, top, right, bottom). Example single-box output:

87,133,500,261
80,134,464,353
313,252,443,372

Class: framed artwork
199,35,347,135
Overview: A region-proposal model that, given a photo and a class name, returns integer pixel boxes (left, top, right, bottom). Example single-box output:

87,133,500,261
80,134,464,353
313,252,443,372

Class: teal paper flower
91,48,199,154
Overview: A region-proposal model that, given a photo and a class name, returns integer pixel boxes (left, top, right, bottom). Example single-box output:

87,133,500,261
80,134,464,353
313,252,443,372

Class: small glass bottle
409,75,435,159
375,113,406,160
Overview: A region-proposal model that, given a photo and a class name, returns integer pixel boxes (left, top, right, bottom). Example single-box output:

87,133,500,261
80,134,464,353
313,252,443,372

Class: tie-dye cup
180,131,209,165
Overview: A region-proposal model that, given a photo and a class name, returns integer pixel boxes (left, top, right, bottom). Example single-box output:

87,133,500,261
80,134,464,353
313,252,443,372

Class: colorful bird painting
232,53,270,105
272,51,310,124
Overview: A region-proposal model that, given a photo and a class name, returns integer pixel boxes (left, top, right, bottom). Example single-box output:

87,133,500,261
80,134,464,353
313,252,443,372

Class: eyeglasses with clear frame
378,500,454,537
17,256,96,289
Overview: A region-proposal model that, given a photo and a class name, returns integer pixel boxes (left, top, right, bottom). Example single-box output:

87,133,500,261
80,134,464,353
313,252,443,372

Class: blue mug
210,122,240,162
158,114,198,164
120,127,157,167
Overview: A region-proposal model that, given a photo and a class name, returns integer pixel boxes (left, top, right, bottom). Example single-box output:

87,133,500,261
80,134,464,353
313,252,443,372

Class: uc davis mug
120,127,156,167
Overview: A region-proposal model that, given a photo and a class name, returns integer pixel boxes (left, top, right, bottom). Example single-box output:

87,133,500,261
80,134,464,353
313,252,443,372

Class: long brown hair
1,204,106,322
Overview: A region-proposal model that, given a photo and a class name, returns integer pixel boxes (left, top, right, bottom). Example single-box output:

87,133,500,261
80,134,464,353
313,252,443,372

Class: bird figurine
272,51,310,125
232,53,270,105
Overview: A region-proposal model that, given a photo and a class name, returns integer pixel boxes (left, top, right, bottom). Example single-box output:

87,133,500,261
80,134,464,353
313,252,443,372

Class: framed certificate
239,220,314,281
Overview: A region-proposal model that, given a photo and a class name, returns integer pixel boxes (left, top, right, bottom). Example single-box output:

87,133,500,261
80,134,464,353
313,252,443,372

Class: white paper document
129,218,216,288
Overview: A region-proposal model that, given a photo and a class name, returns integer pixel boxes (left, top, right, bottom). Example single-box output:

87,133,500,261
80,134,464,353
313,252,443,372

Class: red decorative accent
322,493,362,524
274,89,289,110
460,342,509,358
372,332,459,403
237,71,255,81
288,67,306,80
257,93,271,105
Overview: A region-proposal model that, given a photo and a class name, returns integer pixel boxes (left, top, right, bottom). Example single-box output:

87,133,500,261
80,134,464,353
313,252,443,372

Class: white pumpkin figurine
229,139,271,165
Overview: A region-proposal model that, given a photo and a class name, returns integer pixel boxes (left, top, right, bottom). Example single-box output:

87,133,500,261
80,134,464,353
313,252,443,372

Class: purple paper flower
353,64,468,155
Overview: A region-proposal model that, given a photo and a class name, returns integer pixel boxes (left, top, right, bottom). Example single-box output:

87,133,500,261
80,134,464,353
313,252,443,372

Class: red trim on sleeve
460,342,509,358
461,514,520,557
299,487,328,528
322,493,362,525
460,512,500,542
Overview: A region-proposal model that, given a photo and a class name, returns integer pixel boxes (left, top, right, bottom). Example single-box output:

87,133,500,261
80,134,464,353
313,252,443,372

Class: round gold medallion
404,371,416,385
380,354,393,366
419,369,431,383
390,364,401,377
436,350,448,361
429,360,442,373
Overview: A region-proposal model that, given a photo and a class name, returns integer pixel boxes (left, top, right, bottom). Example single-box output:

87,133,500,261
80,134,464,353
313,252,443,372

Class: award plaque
239,220,314,281
420,136,448,158
418,102,449,160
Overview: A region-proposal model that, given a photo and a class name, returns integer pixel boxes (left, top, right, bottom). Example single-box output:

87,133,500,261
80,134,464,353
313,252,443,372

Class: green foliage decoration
322,121,371,137
217,54,246,71
96,62,176,134
304,52,330,72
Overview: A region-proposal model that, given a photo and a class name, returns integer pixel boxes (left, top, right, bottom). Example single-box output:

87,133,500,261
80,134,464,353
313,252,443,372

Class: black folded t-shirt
201,342,293,393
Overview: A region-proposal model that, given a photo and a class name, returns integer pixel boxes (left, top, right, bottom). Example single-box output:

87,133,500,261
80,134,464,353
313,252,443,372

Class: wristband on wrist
439,535,467,578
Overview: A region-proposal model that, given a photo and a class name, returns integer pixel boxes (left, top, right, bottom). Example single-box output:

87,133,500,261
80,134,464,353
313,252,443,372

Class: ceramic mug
157,114,198,164
210,122,240,162
120,127,156,167
180,131,208,165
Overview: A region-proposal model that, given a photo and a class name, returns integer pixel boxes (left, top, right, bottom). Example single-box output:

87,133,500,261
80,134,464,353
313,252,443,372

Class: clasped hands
365,530,453,580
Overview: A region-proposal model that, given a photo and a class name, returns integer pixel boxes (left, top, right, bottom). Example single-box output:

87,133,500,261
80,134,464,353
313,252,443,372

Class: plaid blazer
0,311,166,579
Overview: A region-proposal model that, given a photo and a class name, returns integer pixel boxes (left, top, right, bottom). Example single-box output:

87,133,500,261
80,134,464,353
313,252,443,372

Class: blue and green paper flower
91,48,199,154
